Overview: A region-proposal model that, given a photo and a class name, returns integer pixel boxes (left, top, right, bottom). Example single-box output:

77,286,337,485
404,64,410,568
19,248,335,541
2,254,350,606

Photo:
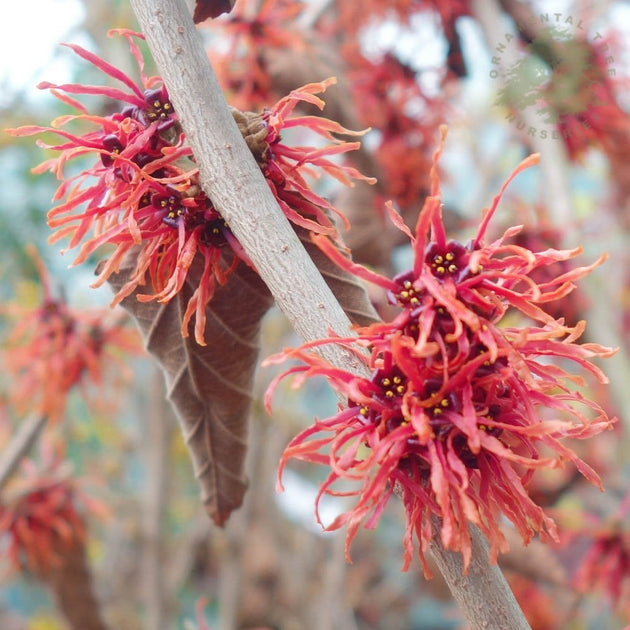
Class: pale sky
0,0,85,107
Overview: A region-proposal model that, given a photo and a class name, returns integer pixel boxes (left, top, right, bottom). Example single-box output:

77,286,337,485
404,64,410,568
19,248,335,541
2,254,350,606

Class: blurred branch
216,417,262,630
316,531,359,630
142,371,173,630
297,0,334,29
45,539,109,630
430,517,530,630
127,1,531,628
0,414,47,492
166,515,211,596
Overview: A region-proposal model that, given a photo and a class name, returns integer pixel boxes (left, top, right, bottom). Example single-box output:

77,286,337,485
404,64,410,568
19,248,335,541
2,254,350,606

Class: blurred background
2,0,630,628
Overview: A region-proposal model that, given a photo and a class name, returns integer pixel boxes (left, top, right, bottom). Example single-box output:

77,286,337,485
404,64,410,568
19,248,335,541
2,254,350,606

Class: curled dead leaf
102,238,377,525
104,250,273,526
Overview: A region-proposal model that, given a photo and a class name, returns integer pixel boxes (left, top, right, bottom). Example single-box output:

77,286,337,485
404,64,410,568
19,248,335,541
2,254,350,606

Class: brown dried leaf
193,0,236,23
105,250,274,526
104,238,376,525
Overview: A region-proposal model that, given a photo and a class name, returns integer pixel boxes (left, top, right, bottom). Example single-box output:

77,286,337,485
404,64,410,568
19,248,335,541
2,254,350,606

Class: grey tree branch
0,414,48,492
128,1,531,628
129,0,365,377
430,517,530,630
142,372,172,630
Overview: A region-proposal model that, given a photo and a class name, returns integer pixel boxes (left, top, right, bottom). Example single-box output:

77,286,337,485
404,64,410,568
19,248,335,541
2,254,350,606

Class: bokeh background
2,0,630,628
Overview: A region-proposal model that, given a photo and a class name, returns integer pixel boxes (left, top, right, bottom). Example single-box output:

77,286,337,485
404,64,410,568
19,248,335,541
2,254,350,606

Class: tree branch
142,371,172,630
129,0,365,377
127,1,531,628
0,415,47,492
430,517,530,630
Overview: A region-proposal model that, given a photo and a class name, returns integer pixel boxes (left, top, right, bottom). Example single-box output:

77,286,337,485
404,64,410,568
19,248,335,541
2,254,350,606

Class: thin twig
0,414,48,492
142,371,172,630
315,531,359,630
127,1,531,628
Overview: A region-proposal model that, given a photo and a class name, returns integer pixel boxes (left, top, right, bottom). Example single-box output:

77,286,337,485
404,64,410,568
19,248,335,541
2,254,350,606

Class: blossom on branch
266,127,615,576
2,247,140,423
0,445,103,575
551,37,630,162
234,77,374,240
330,0,470,38
560,493,630,619
575,521,630,616
346,49,441,210
7,30,372,344
209,0,308,109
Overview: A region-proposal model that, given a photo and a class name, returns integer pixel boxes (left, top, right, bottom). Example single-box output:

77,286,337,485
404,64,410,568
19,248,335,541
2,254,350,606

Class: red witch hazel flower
551,36,630,162
209,0,308,109
0,442,104,576
345,48,441,210
232,77,373,241
7,30,372,345
2,246,140,423
265,126,616,576
563,492,630,619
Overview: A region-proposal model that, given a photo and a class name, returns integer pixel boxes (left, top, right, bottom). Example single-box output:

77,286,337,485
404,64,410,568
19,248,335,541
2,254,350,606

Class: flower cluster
575,522,630,616
232,78,373,239
0,448,97,575
329,0,469,38
346,48,442,210
2,247,140,423
550,37,630,162
266,127,615,575
8,30,371,345
562,493,630,619
209,0,307,110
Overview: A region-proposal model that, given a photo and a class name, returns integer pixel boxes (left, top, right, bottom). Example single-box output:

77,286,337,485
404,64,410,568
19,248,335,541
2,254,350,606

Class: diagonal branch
0,414,48,492
129,0,365,377
127,1,531,628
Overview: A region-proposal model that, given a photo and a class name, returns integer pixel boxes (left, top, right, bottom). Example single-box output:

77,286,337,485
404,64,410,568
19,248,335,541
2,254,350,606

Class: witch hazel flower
265,126,616,576
0,464,85,575
7,30,372,345
345,47,442,211
209,0,308,110
0,441,105,576
233,76,373,239
560,491,630,619
2,246,140,423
